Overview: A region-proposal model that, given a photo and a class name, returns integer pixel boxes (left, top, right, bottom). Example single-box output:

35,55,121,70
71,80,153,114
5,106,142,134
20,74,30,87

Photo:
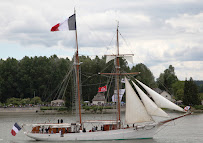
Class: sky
0,0,203,80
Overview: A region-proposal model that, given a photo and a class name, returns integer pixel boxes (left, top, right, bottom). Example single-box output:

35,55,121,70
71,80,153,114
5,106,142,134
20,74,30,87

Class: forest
0,55,202,108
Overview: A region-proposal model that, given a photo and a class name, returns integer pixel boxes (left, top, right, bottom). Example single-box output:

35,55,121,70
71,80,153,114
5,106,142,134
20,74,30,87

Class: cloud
0,0,203,80
166,13,203,33
150,61,203,80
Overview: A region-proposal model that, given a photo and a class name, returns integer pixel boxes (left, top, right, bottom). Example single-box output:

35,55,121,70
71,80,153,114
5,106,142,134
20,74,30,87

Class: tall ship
21,11,191,141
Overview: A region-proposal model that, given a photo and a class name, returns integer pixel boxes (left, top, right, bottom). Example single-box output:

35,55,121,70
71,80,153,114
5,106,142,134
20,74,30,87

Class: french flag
11,123,21,136
184,106,191,111
51,14,76,31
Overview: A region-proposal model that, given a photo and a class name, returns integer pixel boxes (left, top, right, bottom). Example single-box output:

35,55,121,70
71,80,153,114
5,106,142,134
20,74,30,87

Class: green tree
20,98,31,105
17,56,33,99
172,81,185,100
199,93,203,100
6,98,21,106
198,84,203,93
131,63,156,88
30,96,42,105
157,65,178,94
183,77,201,105
0,58,20,102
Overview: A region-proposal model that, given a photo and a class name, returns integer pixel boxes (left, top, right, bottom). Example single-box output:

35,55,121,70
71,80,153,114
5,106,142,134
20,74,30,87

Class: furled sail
106,55,133,63
122,55,133,63
135,79,185,112
132,81,169,117
125,77,153,124
106,55,116,63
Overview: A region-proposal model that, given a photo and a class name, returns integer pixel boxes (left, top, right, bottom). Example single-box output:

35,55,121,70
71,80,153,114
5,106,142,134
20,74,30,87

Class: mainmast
100,22,139,129
74,9,82,125
116,22,121,128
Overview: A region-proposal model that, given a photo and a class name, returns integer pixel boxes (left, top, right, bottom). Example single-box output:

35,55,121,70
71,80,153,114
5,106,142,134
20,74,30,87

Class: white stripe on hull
25,126,157,141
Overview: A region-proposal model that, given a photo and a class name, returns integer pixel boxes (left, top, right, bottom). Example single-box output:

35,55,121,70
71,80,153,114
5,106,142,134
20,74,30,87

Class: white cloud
150,61,203,80
0,0,203,80
166,13,203,33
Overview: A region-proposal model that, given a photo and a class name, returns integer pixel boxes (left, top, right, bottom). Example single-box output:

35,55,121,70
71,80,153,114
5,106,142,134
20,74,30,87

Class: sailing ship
21,11,191,141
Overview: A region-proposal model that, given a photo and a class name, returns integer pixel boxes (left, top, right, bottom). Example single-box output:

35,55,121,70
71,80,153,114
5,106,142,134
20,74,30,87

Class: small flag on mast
51,14,76,31
11,123,21,136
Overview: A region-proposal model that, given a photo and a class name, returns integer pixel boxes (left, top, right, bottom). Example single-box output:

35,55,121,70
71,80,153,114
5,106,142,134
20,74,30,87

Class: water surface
0,112,202,143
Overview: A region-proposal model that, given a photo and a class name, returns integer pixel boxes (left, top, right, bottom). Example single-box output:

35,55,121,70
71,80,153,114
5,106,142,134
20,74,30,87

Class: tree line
0,55,70,103
0,55,202,107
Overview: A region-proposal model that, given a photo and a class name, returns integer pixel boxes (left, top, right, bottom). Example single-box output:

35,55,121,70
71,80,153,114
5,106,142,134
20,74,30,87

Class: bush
83,106,91,111
104,106,113,109
40,106,67,111
199,93,203,100
193,105,203,110
6,98,21,106
92,106,98,113
20,98,30,105
98,106,103,112
30,96,42,105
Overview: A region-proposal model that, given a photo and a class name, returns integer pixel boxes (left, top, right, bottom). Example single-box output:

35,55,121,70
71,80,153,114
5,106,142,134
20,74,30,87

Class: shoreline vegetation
1,106,203,114
0,57,202,112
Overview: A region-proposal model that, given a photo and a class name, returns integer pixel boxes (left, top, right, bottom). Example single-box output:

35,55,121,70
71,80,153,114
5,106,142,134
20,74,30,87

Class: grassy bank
40,106,68,111
82,106,114,113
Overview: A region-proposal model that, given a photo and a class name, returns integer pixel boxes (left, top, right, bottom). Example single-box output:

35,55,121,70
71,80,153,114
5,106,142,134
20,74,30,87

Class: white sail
112,89,125,102
135,79,185,112
132,81,169,117
125,77,153,124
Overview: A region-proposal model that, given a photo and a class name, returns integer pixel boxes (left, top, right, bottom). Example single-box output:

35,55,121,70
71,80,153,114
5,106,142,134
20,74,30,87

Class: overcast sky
0,0,203,80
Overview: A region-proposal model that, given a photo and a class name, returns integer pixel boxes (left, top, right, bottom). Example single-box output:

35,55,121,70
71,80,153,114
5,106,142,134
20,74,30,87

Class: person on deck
45,128,48,133
60,129,63,137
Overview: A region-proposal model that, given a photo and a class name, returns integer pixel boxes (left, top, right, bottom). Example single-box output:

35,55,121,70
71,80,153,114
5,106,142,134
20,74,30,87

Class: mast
100,22,138,129
74,9,82,125
116,22,121,128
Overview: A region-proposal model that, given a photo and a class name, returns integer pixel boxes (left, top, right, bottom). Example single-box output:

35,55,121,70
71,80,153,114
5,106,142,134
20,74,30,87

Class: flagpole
74,9,82,126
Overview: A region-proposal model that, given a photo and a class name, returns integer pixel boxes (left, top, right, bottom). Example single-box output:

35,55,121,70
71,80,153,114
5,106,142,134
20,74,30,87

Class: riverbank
0,107,40,113
1,107,203,114
0,107,126,114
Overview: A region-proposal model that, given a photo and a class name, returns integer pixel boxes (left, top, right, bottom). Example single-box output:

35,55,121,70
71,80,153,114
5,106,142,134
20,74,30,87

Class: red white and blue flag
184,106,191,111
98,85,107,92
11,123,21,136
51,14,76,31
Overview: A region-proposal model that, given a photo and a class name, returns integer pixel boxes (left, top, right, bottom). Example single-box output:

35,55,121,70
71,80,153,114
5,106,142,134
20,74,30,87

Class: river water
0,112,202,143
